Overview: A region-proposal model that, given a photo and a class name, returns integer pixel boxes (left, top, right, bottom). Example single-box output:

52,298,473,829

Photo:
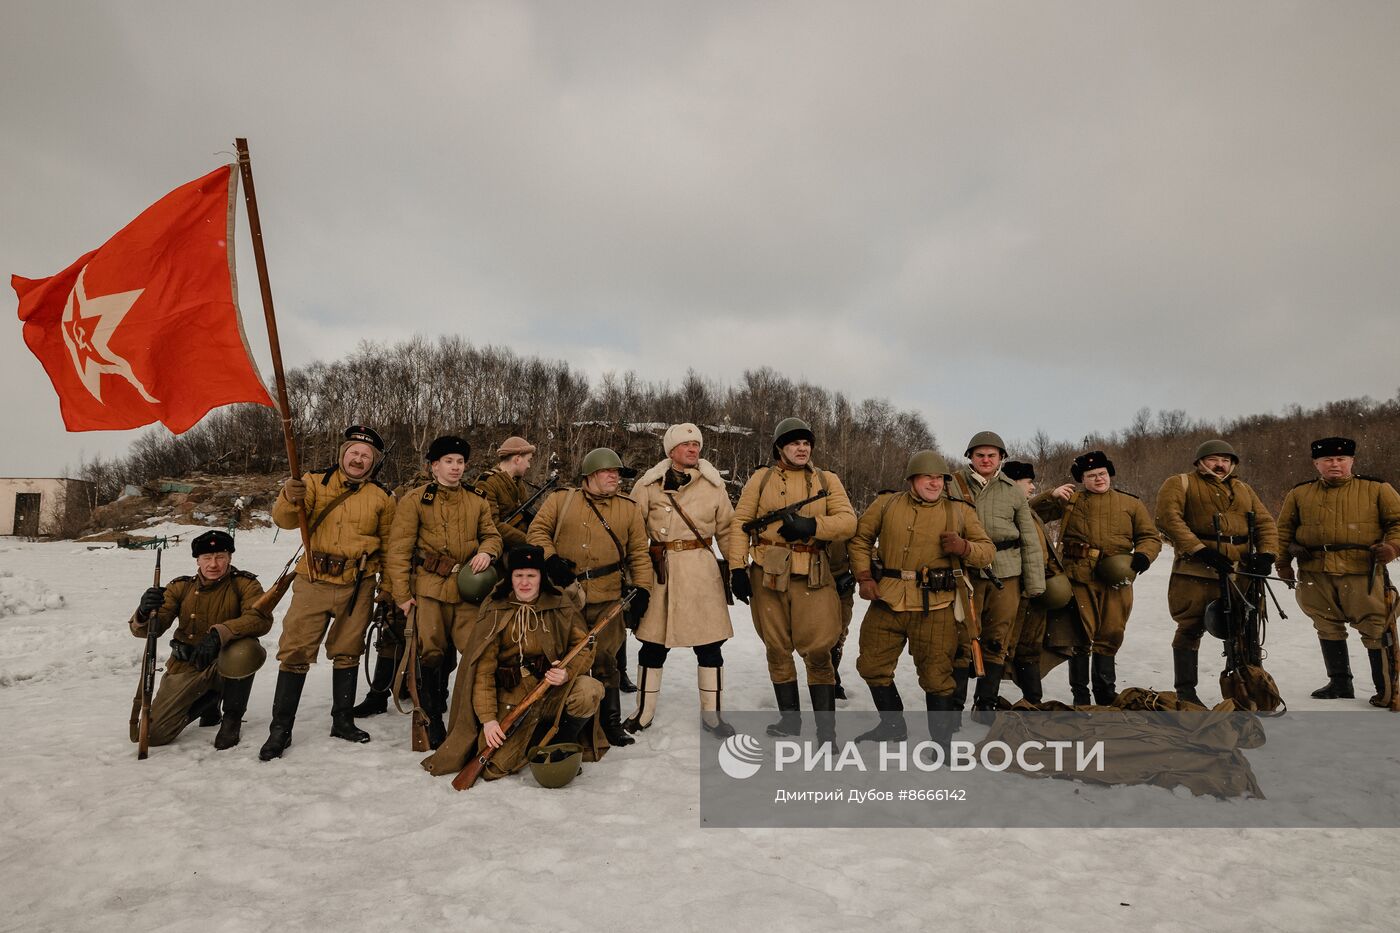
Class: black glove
1195,547,1233,573
629,587,650,619
834,571,856,599
189,631,222,670
730,568,752,604
778,512,817,542
1243,552,1276,576
1287,542,1311,561
1129,553,1151,575
544,555,577,587
138,586,166,617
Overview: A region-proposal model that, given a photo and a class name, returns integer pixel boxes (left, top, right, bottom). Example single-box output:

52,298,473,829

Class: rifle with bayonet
741,490,829,538
452,590,636,790
131,547,163,759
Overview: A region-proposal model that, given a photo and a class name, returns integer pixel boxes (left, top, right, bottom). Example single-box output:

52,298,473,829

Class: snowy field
2,525,1398,932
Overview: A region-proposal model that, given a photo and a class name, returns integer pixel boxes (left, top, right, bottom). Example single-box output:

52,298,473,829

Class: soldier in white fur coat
623,423,737,738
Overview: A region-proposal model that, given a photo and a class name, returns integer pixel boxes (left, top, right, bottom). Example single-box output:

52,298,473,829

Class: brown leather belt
413,552,460,577
658,537,712,552
578,561,623,581
993,539,1020,551
1061,542,1100,560
758,538,823,554
1189,534,1251,545
878,566,959,590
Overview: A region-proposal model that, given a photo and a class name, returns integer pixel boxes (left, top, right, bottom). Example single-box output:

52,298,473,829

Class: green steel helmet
1094,553,1138,587
216,637,267,680
771,417,816,457
1203,599,1231,640
527,742,584,788
1193,439,1239,464
579,447,625,476
1031,574,1074,610
964,431,1008,458
457,563,500,604
906,449,951,479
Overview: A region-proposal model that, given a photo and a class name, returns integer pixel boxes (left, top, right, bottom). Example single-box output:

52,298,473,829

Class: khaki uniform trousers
1008,597,1048,666
855,602,961,695
1167,574,1217,651
277,576,377,673
972,576,1023,665
137,664,222,747
480,673,605,781
1070,579,1134,656
586,600,624,688
415,596,478,667
1298,571,1390,649
748,569,841,685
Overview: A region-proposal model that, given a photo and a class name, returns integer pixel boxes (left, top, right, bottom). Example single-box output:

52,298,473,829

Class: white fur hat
663,422,703,453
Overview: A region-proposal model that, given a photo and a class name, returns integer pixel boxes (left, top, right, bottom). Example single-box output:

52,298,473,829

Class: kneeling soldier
385,435,503,747
849,450,994,746
260,425,397,761
129,530,271,750
420,545,605,781
1277,437,1400,705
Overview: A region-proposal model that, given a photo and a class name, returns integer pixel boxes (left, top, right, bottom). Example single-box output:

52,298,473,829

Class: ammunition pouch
878,566,959,591
757,537,824,555
309,551,350,577
413,551,460,577
495,654,550,690
1061,542,1100,561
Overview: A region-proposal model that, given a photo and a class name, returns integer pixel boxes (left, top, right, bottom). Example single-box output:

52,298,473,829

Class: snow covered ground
2,526,1398,932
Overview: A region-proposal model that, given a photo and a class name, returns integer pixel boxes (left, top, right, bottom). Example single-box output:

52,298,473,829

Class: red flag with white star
12,165,275,433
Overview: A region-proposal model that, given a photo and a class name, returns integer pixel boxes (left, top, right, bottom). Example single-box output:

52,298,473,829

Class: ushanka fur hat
1311,436,1356,458
1071,450,1115,482
663,422,703,453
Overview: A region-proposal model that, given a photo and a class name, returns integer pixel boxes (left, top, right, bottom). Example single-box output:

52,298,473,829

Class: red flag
12,165,275,433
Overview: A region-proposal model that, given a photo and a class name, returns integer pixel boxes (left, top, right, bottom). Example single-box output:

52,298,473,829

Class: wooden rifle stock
134,548,162,759
392,605,431,752
452,591,636,791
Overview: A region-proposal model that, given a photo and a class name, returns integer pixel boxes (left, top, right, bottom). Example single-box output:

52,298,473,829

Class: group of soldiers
128,419,1400,782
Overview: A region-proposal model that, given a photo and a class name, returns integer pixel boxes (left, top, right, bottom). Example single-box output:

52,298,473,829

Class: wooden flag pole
234,138,313,566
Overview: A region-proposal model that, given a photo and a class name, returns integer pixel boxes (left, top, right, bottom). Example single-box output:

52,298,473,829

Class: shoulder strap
306,483,362,539
665,492,709,546
584,495,627,563
954,471,974,502
1180,473,1189,494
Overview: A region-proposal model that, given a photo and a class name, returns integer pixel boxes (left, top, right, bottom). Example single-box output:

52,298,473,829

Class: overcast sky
4,1,1397,477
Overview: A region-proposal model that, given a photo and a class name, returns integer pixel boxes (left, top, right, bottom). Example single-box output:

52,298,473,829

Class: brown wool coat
473,468,531,549
129,569,272,674
420,588,606,778
1277,476,1400,575
631,459,735,647
848,490,995,612
1031,488,1162,585
726,463,857,578
272,468,396,583
527,488,654,604
384,483,504,605
1154,469,1278,580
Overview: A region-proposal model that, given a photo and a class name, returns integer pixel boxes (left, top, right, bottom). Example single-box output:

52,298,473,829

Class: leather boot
601,686,634,747
925,692,957,749
810,684,837,746
1091,654,1118,706
1173,647,1203,706
1312,639,1355,699
617,642,637,693
351,652,396,717
331,667,371,743
1068,652,1091,706
422,663,447,750
766,681,802,737
623,666,663,733
698,666,736,738
1367,647,1392,708
971,662,1006,724
259,670,306,761
854,684,907,743
198,695,222,727
214,675,253,750
186,689,221,727
555,712,592,745
1013,658,1043,705
831,645,846,701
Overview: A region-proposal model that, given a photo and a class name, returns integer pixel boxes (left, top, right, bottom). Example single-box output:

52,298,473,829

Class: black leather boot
1091,654,1118,706
600,686,635,747
1173,647,1203,706
925,692,957,750
1069,652,1091,706
1367,647,1392,708
810,684,837,746
351,652,396,718
1312,639,1355,699
617,642,637,693
766,681,802,737
1013,658,1043,705
331,667,372,743
854,684,907,743
214,675,253,750
831,645,846,700
555,711,593,745
424,664,448,750
971,662,1006,724
259,670,306,761
198,694,222,727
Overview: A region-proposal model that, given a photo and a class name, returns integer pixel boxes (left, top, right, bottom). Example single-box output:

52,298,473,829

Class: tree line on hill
75,335,1399,516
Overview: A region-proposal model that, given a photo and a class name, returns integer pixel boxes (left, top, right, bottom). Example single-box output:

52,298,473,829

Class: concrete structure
1,478,95,537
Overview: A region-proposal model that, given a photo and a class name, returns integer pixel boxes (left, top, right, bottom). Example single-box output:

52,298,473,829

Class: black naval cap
1311,436,1356,458
344,424,384,452
191,529,235,557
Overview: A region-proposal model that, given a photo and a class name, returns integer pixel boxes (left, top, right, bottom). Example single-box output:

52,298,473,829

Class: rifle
392,605,430,752
131,547,163,760
1378,564,1400,712
741,490,829,537
498,470,560,529
452,590,637,791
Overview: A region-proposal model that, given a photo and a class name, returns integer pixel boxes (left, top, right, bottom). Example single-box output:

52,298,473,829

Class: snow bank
0,568,65,617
